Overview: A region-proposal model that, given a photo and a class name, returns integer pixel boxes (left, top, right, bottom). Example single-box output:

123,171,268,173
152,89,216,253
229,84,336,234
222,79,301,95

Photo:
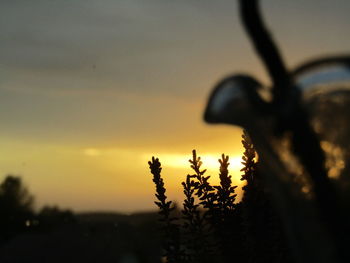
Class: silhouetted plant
240,130,257,189
240,131,290,263
184,150,219,262
189,150,216,212
215,154,237,212
149,133,293,263
214,154,245,261
182,174,201,231
148,157,185,263
181,174,204,262
149,151,241,263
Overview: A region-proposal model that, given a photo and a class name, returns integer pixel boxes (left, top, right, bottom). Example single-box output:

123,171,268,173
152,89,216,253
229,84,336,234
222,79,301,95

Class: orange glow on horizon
141,152,244,188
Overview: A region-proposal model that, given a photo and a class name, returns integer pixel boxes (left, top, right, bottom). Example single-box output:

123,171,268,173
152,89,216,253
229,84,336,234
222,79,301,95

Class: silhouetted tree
0,175,34,243
37,205,76,231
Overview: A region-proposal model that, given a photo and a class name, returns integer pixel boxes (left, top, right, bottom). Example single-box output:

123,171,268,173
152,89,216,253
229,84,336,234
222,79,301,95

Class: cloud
0,0,244,97
1,0,350,145
0,0,232,71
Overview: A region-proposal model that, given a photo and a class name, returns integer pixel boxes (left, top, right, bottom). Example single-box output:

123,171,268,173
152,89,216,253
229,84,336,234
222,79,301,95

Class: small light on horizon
25,220,31,227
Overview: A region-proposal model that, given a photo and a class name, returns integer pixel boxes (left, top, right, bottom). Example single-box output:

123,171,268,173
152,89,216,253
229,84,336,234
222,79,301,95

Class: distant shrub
37,205,76,231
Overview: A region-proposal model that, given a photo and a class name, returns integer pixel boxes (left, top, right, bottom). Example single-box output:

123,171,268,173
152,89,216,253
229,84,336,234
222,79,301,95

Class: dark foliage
36,205,76,231
148,157,184,263
0,175,35,244
149,131,292,263
181,173,206,262
0,175,78,247
240,132,290,263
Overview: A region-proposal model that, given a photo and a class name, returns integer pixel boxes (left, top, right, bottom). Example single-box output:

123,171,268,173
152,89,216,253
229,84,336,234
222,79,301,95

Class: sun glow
154,153,243,171
143,152,244,185
84,148,102,157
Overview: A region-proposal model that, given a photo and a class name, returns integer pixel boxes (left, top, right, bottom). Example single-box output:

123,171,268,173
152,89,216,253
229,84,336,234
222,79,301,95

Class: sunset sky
1,0,350,212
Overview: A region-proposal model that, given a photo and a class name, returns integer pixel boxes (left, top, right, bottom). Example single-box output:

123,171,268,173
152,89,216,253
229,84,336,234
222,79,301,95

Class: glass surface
295,62,350,181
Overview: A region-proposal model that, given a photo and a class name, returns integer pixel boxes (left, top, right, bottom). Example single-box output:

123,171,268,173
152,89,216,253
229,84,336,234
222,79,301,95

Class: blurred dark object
204,0,350,262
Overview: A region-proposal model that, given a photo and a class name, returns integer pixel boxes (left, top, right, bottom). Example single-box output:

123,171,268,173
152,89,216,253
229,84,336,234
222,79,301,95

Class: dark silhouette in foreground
149,133,291,263
204,0,350,262
151,0,350,262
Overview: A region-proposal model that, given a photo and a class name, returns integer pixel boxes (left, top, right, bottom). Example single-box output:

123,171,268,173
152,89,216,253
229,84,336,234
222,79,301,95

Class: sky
1,0,350,212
